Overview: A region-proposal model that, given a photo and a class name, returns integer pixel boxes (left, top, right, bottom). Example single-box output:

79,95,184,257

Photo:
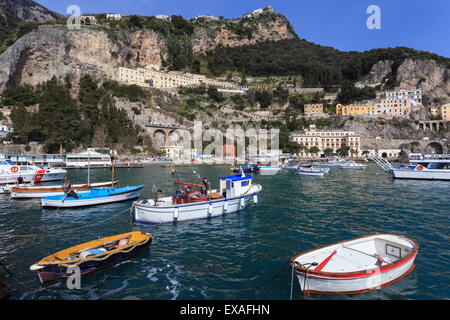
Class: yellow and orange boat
30,231,153,283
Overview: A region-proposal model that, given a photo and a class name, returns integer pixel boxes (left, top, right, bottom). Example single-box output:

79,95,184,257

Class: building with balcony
386,88,422,106
375,98,412,117
304,104,325,117
289,125,361,158
117,66,236,90
440,103,450,121
336,104,377,117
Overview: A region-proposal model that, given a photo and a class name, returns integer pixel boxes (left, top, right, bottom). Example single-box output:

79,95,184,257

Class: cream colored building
440,103,450,121
304,104,325,117
117,66,236,89
289,125,361,158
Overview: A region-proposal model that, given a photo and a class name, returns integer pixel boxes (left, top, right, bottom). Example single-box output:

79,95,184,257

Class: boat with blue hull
41,185,144,208
30,231,152,283
134,172,262,224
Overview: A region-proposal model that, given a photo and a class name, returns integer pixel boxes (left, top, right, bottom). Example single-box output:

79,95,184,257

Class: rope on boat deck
6,205,136,239
58,235,152,268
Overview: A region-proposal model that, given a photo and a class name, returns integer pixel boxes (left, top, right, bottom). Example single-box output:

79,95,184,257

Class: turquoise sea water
0,164,449,300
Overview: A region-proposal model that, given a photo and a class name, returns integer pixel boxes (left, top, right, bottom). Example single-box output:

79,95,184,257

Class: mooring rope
4,205,135,239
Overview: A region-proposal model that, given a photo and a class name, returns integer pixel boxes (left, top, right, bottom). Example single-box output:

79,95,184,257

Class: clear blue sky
36,0,450,57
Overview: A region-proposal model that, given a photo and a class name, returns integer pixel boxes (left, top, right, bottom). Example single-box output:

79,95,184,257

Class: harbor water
0,164,448,300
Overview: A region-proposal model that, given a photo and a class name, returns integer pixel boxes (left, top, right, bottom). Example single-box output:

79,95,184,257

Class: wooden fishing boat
10,181,119,199
134,172,262,225
41,185,144,208
30,231,152,283
290,234,418,296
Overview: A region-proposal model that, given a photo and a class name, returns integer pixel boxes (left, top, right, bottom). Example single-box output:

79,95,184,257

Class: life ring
10,166,19,173
417,165,424,171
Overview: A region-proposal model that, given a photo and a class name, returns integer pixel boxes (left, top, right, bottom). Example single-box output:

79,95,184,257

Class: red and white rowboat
290,234,418,296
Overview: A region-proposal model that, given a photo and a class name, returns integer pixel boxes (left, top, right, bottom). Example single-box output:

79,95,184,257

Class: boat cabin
219,174,253,198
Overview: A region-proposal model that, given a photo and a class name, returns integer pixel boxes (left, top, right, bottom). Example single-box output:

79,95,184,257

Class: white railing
369,155,394,172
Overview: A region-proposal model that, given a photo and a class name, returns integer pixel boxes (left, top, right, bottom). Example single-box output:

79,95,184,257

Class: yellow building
336,104,376,116
304,104,324,117
289,125,361,158
160,145,184,160
440,103,450,121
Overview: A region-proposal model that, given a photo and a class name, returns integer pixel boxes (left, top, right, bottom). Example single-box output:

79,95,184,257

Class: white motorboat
259,165,282,175
296,166,329,176
134,171,262,224
314,158,349,167
291,234,418,296
339,161,367,170
0,158,37,191
372,153,450,180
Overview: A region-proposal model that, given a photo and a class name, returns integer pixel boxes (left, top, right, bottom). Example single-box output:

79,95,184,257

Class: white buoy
240,197,245,207
253,194,258,204
173,207,179,221
224,201,228,213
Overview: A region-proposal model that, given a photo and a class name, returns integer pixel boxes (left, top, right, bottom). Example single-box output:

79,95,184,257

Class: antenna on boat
152,184,162,205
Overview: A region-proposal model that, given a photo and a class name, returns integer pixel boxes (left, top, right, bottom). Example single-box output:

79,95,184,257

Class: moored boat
231,164,260,173
41,185,144,208
30,231,152,283
339,161,367,170
371,153,450,180
134,171,262,224
10,181,119,199
290,234,418,296
259,165,282,174
296,166,329,176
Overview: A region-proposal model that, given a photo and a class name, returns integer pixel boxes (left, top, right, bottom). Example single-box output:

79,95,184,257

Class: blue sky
36,0,450,57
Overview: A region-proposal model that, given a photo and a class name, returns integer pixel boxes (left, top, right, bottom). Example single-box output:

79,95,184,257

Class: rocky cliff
191,9,296,55
357,58,449,101
0,25,167,90
0,0,62,23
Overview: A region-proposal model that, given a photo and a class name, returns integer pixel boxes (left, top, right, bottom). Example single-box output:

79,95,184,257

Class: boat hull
134,184,262,224
37,237,152,283
295,260,415,295
10,181,118,199
41,186,143,208
391,168,450,180
291,234,418,296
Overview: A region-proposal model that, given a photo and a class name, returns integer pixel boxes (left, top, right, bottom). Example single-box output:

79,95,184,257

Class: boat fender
224,201,228,213
240,197,244,207
417,165,424,171
173,207,179,221
253,194,258,204
208,203,213,215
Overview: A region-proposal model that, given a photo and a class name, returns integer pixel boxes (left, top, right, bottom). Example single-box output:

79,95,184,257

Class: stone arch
423,142,443,154
381,152,388,158
419,123,424,130
432,122,437,131
153,129,167,147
